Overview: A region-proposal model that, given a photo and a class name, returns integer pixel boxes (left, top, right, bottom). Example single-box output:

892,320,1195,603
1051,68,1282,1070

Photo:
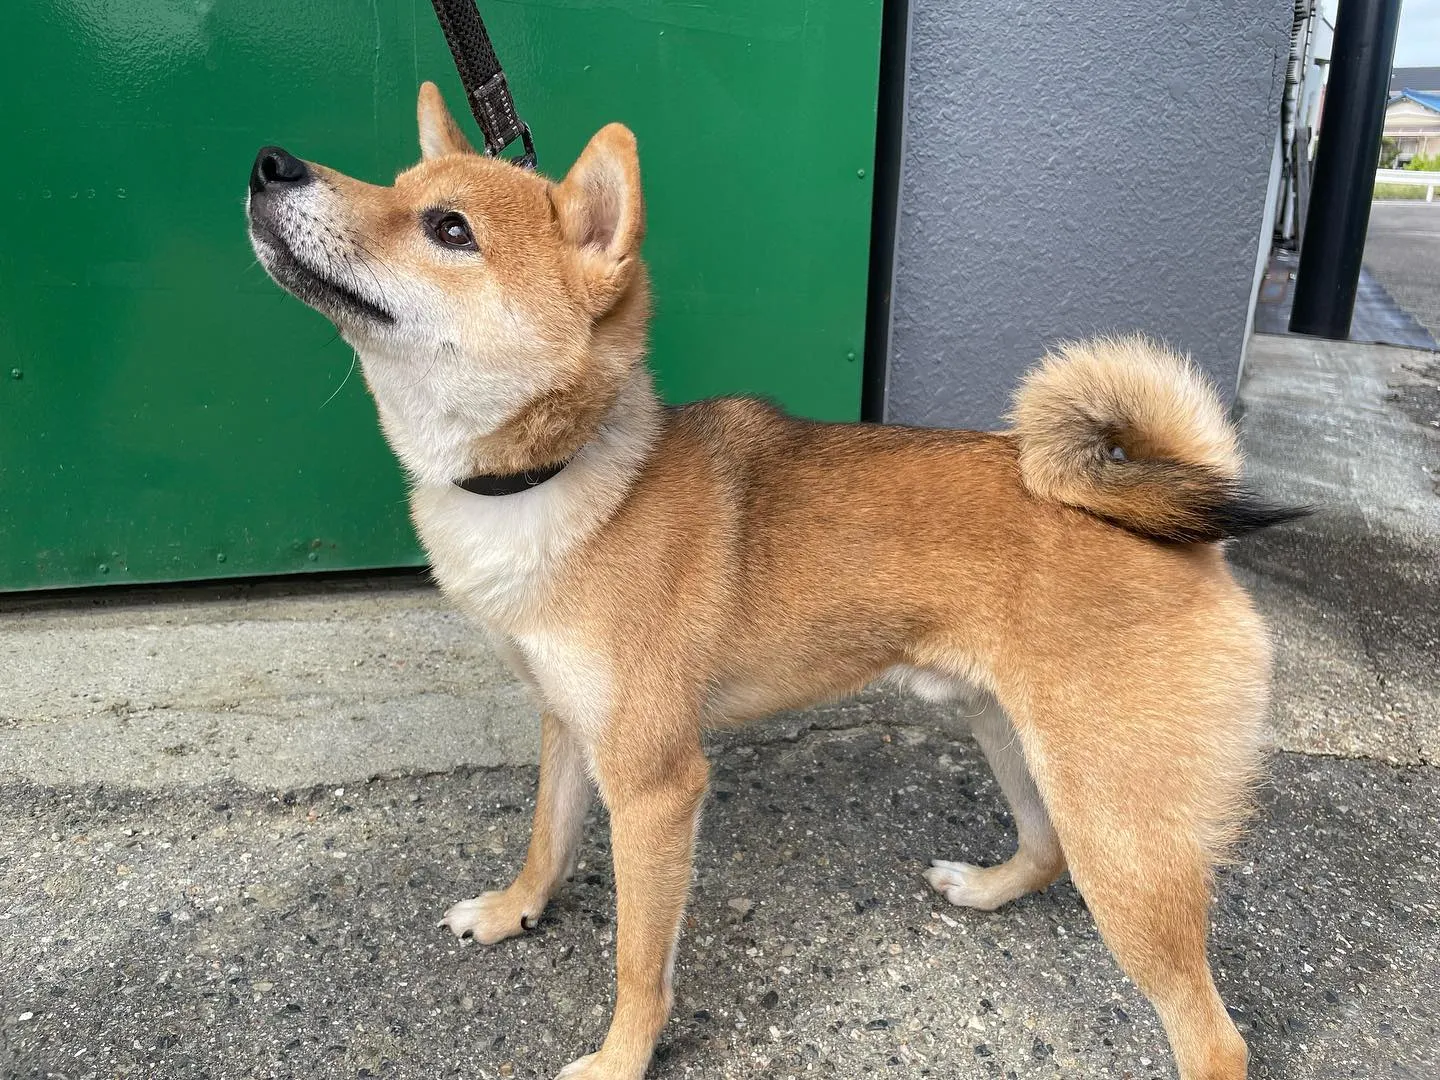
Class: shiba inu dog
246,82,1305,1080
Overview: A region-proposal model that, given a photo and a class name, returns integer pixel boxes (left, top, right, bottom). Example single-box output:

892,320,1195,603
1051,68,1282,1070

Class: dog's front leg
558,730,710,1080
442,711,592,943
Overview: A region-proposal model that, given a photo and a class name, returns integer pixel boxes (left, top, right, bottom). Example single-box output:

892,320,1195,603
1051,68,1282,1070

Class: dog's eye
429,212,477,251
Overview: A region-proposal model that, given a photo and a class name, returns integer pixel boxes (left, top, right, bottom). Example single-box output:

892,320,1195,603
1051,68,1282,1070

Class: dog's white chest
412,481,582,628
405,370,660,631
413,483,614,737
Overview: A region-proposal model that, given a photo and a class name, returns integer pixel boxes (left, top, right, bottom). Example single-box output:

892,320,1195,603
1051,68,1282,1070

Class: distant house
1389,66,1440,93
1385,89,1440,162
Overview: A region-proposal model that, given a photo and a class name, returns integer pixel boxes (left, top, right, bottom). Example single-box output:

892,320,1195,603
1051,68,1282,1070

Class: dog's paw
554,1052,645,1080
438,889,538,945
555,1054,599,1078
925,859,1010,912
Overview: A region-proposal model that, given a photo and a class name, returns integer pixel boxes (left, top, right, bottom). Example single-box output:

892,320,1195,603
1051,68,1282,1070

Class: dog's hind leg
1013,707,1251,1080
441,710,592,944
926,699,1067,910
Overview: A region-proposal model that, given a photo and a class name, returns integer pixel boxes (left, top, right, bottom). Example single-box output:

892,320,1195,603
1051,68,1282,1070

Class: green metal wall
0,1,880,592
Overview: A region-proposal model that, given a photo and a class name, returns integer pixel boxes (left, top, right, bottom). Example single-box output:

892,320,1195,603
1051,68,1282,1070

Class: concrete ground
1365,202,1440,340
1232,335,1439,766
2,334,1438,1079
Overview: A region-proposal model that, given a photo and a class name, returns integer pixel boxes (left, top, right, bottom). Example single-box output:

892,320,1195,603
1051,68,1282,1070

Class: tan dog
246,82,1304,1080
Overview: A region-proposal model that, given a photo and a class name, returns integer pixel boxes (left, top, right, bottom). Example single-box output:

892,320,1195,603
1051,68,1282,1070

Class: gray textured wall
883,0,1294,428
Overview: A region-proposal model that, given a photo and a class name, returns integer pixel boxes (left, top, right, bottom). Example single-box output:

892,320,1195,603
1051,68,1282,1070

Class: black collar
453,459,569,497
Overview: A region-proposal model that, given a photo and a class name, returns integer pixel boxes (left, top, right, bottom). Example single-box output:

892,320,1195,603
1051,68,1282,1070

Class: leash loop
429,0,537,168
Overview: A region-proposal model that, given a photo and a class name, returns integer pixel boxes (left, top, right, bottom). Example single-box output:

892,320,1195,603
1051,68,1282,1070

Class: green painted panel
0,0,880,591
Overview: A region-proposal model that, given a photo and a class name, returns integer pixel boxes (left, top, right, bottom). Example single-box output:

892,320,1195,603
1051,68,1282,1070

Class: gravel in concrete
2,725,1436,1080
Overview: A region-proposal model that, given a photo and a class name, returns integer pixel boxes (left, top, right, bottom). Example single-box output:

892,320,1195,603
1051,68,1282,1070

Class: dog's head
246,82,648,482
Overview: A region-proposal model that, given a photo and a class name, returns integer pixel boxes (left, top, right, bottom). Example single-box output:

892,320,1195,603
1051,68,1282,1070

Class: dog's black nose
250,146,310,195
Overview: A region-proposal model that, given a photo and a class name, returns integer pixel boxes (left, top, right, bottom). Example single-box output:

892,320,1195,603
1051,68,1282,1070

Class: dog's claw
926,858,1030,912
439,890,535,945
925,859,990,908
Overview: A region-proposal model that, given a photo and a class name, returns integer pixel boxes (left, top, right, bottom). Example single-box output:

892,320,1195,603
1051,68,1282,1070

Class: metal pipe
1289,0,1402,338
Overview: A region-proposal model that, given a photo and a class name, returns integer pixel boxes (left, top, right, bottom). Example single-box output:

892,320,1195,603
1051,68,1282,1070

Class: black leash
429,0,537,168
430,0,555,498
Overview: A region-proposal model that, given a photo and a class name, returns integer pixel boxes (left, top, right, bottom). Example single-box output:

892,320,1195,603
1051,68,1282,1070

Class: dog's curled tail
1008,335,1310,543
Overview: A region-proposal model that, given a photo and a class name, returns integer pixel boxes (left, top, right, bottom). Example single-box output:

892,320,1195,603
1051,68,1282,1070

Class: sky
1396,0,1440,64
1322,0,1440,66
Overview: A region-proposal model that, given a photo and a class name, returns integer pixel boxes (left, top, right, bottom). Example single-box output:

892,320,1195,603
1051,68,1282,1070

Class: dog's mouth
248,217,395,326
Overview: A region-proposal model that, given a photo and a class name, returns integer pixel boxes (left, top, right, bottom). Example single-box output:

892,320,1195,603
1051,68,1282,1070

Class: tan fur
245,84,1288,1080
417,80,475,160
1011,336,1262,542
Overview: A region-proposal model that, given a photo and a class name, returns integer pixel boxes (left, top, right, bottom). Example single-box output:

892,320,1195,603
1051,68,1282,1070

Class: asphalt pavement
1365,201,1440,340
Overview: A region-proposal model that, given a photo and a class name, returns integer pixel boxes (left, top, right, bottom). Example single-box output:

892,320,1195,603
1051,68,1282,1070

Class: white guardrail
1376,168,1440,201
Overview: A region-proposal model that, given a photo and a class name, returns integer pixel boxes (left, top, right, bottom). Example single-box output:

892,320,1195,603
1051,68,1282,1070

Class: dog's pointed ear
553,124,644,317
417,81,475,160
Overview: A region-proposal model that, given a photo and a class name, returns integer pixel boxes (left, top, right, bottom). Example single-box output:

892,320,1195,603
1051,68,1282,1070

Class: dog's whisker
396,341,447,392
348,237,395,304
320,351,358,409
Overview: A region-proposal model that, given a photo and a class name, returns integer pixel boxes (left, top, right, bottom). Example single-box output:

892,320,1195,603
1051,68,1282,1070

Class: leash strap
428,0,537,168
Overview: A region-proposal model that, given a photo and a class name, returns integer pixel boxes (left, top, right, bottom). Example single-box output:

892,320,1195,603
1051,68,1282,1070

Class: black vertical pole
1289,0,1402,338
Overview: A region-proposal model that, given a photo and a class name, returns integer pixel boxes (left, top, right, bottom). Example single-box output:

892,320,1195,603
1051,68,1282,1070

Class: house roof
1390,89,1440,113
1390,66,1440,92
